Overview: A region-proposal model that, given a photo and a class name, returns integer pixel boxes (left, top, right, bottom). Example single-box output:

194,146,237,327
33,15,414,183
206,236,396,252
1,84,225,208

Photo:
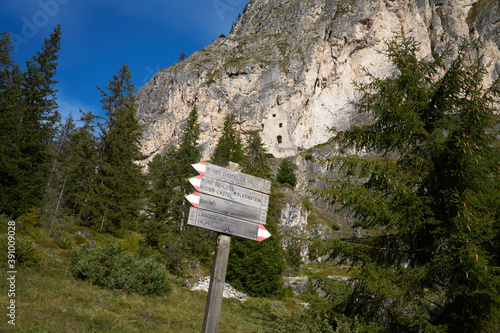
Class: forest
1,26,499,332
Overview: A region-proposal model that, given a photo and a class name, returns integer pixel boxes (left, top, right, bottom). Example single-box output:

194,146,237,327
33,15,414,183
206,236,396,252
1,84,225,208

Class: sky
1,0,248,121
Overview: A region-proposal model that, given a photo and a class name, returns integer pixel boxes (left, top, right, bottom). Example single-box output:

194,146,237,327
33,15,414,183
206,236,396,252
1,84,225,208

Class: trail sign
192,162,271,194
187,162,272,333
186,162,272,240
187,207,271,242
185,192,268,224
189,175,269,211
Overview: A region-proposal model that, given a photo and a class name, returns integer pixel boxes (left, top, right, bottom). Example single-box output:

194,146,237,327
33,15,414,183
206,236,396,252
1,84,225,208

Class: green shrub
242,297,274,315
0,234,39,267
70,243,171,296
56,238,74,249
284,238,303,271
304,153,315,162
17,207,40,235
263,308,334,333
72,234,86,245
0,214,11,233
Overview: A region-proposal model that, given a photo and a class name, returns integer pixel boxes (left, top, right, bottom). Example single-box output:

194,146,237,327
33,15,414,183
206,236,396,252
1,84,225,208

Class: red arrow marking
257,224,271,241
192,162,207,175
188,175,202,191
185,192,201,208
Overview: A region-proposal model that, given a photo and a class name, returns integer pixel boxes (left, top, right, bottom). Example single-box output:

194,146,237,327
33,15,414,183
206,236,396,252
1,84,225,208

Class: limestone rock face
136,0,500,165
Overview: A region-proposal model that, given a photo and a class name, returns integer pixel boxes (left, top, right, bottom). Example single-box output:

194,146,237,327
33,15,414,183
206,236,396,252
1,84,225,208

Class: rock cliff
136,0,500,165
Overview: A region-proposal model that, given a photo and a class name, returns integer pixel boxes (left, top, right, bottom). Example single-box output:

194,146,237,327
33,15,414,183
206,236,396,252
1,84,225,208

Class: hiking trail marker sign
186,162,271,241
184,162,271,333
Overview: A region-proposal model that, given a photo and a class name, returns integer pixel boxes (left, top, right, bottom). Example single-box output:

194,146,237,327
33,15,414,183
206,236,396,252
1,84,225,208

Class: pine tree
242,130,272,179
226,185,285,297
276,159,298,188
43,115,76,226
0,31,23,217
147,107,215,273
0,27,61,218
66,66,145,234
316,30,500,331
211,113,244,167
148,107,202,232
226,130,284,298
65,111,101,225
96,65,145,232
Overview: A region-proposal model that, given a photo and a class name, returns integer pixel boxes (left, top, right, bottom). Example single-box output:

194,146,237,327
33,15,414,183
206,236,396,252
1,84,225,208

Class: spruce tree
0,27,61,218
315,30,500,331
226,185,285,297
43,115,76,226
242,130,272,179
65,111,101,225
0,31,23,217
276,159,298,188
147,107,214,273
96,65,145,232
67,66,144,234
211,113,244,167
226,130,284,298
148,107,202,232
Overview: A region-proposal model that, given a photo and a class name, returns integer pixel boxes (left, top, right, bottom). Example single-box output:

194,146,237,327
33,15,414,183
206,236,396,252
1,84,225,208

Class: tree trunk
50,174,68,227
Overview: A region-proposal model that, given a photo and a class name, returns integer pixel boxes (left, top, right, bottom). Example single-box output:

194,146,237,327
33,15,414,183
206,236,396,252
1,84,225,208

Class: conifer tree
316,30,500,331
148,107,201,232
276,159,298,188
211,113,244,166
0,31,23,217
226,185,285,297
0,27,61,218
67,66,144,233
96,65,145,232
43,115,76,226
65,111,101,225
226,130,284,298
242,130,272,179
147,107,214,272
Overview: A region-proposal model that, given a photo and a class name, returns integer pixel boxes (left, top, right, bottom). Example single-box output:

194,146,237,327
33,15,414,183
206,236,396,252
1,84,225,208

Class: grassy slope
0,240,274,333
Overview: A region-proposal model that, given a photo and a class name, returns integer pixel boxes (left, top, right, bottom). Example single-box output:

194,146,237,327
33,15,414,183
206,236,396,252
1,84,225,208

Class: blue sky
1,0,248,120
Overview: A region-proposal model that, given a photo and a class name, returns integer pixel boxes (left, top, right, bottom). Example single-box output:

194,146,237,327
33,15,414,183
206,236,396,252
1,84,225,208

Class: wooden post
201,162,239,333
201,234,231,333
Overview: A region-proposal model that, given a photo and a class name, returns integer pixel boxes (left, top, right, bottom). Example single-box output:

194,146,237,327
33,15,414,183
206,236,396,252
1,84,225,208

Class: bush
284,238,303,271
242,297,274,315
56,238,74,249
304,153,315,162
263,309,365,333
0,234,39,267
70,243,171,296
263,309,334,333
17,207,40,234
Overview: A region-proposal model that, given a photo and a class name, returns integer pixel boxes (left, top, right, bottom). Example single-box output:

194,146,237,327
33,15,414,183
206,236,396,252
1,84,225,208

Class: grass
305,262,352,278
0,239,277,332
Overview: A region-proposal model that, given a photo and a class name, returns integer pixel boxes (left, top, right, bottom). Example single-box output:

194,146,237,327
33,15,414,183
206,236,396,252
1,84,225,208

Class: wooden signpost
189,175,270,210
185,162,271,332
185,192,268,225
187,207,271,241
192,162,271,193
